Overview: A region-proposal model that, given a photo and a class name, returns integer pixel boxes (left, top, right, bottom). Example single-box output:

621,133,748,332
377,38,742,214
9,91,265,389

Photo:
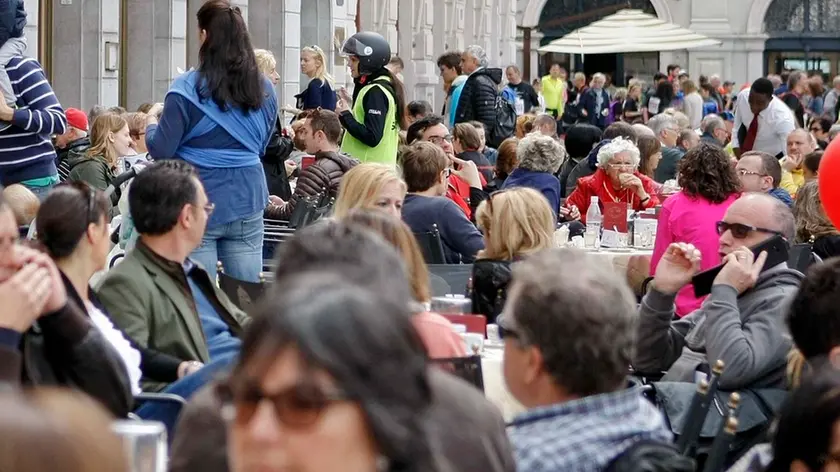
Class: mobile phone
692,234,789,298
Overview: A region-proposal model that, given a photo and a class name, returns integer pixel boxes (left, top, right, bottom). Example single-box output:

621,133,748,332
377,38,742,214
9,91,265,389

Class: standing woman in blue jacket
288,45,337,114
144,0,277,282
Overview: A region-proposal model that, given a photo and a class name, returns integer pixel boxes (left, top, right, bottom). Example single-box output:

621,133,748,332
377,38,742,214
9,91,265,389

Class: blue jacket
768,187,793,208
502,168,561,215
146,71,277,228
579,88,612,129
402,194,484,264
295,78,337,111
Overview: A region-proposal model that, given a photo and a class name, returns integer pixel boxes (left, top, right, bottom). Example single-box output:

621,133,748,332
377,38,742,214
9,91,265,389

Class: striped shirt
0,56,66,186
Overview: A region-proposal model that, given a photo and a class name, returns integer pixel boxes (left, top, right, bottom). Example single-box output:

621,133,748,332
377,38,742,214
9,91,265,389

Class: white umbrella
538,9,721,54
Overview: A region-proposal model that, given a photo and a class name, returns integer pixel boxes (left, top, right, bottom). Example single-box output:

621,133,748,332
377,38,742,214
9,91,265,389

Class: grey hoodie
634,263,803,390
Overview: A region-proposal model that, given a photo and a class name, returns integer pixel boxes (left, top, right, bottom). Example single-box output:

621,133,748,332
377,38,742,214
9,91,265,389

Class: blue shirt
146,91,273,228
502,168,561,216
401,194,484,264
509,388,672,471
184,262,241,360
296,78,337,111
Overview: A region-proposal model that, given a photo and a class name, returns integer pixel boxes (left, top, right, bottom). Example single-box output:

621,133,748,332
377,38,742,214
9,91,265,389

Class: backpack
488,92,517,148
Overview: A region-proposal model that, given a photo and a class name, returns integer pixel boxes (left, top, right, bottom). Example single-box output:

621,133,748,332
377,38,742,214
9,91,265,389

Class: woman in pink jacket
651,142,741,317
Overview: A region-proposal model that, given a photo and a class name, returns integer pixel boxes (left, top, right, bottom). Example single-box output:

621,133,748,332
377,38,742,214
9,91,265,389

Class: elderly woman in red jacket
566,136,659,222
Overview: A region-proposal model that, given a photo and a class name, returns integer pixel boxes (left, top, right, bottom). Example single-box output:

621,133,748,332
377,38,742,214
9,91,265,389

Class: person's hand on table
560,205,580,221
652,242,701,295
450,155,482,189
713,246,767,294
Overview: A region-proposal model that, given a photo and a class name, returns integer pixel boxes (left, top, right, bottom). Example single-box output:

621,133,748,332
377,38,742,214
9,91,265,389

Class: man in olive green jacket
96,161,250,392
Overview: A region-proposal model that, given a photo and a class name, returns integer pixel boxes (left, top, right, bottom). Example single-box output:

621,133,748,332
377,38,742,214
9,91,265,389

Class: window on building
765,0,840,34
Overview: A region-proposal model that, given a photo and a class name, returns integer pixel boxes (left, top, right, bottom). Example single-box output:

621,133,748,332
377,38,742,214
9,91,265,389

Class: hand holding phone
713,247,768,294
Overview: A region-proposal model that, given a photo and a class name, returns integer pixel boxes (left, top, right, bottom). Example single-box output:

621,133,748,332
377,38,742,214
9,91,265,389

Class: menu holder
601,202,628,248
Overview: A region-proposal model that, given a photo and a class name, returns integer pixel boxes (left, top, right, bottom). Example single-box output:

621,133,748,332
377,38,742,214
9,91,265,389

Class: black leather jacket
470,259,512,324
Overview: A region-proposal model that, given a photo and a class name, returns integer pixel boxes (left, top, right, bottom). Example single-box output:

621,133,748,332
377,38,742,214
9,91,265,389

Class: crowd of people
3,0,840,471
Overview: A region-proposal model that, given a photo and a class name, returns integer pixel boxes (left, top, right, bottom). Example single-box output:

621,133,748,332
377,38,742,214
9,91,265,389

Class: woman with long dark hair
338,31,406,167
144,0,277,282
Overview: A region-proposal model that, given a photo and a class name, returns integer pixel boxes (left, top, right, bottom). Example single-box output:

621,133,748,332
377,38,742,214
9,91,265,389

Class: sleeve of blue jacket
439,200,485,263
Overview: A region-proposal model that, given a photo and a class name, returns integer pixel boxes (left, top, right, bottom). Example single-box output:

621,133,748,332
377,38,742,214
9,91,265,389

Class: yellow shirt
541,75,566,115
779,160,805,197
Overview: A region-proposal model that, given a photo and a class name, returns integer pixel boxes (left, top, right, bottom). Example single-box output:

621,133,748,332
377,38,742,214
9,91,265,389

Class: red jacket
565,168,659,223
447,174,472,218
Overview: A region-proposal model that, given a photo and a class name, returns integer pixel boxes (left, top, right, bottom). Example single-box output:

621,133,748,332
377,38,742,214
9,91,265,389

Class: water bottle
585,196,602,249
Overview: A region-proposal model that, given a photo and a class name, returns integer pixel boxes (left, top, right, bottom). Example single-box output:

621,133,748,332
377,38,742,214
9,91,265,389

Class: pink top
412,312,467,358
650,191,740,317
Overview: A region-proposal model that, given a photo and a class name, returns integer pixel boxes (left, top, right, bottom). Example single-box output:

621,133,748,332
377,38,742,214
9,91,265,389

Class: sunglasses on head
716,221,784,240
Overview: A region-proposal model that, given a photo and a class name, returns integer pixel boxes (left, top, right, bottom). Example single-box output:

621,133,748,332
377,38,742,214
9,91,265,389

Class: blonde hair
334,163,406,218
342,209,431,303
86,113,128,168
254,48,277,76
476,187,555,260
0,388,127,472
794,179,839,243
613,87,628,102
3,184,39,225
301,45,335,88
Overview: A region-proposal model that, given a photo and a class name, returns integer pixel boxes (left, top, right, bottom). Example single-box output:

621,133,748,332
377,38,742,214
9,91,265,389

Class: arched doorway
537,0,659,85
764,0,840,79
300,0,333,86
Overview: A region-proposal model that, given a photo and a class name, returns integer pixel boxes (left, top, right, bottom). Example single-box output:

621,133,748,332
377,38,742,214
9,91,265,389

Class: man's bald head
718,193,794,257
632,123,655,138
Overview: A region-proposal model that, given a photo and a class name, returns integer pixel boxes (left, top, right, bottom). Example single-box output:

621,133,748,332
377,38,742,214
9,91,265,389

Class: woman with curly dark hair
650,142,741,317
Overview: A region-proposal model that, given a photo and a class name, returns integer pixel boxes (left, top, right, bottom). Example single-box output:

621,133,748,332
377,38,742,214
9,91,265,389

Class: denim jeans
21,182,55,201
191,210,263,283
134,354,237,437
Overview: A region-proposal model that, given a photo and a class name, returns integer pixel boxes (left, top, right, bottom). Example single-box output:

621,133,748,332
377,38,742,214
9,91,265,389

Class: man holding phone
634,193,803,390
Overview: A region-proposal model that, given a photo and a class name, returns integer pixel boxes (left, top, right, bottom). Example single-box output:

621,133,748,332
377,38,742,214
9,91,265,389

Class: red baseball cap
65,108,88,131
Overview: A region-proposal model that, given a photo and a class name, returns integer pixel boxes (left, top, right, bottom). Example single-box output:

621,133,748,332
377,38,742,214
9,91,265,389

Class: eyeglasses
736,169,765,177
217,381,350,428
497,313,524,342
716,221,784,240
203,203,216,216
443,167,453,179
608,162,635,170
428,135,453,145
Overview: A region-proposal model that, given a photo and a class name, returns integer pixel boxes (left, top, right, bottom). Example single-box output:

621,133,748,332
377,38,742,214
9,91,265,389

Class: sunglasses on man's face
716,221,784,240
218,380,350,429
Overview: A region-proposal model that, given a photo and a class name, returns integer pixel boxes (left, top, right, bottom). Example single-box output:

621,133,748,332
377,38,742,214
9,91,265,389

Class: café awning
538,9,722,54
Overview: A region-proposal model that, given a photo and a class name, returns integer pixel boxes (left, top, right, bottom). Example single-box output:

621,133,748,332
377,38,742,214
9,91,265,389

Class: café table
481,346,524,421
585,247,653,295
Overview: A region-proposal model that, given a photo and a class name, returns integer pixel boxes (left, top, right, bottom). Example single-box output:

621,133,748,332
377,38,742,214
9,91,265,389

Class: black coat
470,259,512,325
261,119,294,200
455,68,503,139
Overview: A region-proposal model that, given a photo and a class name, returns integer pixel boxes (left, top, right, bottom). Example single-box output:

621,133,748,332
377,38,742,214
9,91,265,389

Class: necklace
602,181,631,204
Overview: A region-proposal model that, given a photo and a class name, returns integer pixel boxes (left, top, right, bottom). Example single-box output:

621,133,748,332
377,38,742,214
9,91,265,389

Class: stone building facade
20,0,839,112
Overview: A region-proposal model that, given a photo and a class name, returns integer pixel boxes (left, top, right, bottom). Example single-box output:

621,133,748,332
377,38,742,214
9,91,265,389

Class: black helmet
341,31,391,75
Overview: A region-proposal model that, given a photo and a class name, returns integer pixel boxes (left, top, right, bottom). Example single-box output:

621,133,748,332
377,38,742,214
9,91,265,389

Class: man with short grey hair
454,45,503,142
648,114,683,183
635,193,802,390
700,114,727,146
503,249,671,471
824,75,840,119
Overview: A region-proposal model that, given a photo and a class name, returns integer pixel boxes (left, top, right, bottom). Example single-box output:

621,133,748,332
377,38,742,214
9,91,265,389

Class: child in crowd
700,83,720,118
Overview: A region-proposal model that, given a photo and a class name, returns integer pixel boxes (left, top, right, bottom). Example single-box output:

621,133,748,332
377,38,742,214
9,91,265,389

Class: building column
498,0,517,69
406,0,437,105
249,0,300,109
359,0,398,51
124,0,187,110
51,0,120,110
23,0,39,59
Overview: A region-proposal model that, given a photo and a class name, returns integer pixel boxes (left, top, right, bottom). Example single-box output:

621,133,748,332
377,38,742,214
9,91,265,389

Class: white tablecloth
586,248,653,294
481,348,524,421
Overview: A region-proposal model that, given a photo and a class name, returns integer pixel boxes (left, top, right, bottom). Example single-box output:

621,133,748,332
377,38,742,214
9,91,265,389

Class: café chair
439,313,486,335
414,224,446,264
430,355,484,392
216,262,267,311
676,360,726,456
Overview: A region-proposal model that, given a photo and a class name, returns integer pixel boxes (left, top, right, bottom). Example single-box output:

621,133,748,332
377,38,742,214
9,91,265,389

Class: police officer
337,32,406,166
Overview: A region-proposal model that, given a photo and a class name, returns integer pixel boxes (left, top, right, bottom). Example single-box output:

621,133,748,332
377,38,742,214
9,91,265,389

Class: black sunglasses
716,221,784,240
217,380,350,429
497,314,523,341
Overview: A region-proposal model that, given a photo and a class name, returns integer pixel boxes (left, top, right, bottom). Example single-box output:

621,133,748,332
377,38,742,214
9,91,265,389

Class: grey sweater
634,264,803,390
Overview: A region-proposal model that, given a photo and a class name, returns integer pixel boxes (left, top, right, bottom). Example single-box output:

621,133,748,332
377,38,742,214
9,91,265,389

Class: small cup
463,333,484,354
486,324,500,343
